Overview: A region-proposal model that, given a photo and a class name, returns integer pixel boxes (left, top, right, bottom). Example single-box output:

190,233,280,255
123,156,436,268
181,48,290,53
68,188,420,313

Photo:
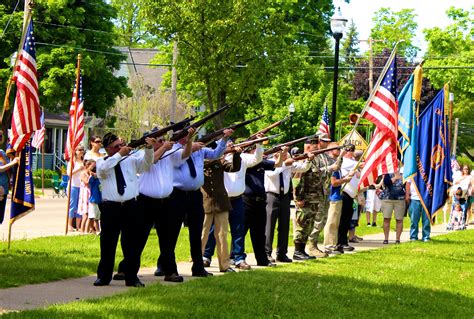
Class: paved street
0,190,69,242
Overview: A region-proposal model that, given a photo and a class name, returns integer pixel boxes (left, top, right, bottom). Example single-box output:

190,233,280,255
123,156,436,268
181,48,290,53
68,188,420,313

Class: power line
0,0,21,39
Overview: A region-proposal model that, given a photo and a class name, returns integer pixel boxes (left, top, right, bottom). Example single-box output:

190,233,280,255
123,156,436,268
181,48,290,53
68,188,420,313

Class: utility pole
170,39,178,123
452,118,459,157
368,37,373,93
448,93,454,147
358,38,384,93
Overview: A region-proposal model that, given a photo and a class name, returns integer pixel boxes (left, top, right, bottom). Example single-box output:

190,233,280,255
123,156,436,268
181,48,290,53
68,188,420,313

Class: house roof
115,47,168,90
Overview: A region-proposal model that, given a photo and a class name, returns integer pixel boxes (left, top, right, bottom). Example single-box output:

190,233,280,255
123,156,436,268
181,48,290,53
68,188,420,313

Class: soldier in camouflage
293,134,343,260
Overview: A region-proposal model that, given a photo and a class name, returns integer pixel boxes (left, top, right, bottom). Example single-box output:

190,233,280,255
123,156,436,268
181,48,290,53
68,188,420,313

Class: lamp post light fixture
330,7,347,139
288,102,295,134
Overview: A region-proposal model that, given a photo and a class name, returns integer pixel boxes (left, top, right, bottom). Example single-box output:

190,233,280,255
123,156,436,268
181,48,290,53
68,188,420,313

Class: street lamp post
330,7,347,140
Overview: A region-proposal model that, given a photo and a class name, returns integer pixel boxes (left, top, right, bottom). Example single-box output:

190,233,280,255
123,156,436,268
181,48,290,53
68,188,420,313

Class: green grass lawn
3,229,473,318
0,212,437,288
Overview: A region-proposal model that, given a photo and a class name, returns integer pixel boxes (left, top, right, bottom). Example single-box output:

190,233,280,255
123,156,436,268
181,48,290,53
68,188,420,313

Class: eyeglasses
94,140,102,144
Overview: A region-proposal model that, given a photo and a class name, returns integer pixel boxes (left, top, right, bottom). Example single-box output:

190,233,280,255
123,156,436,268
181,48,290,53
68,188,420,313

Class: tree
110,0,159,47
370,8,419,59
423,7,474,158
341,19,360,74
0,0,130,124
141,0,334,128
109,77,193,142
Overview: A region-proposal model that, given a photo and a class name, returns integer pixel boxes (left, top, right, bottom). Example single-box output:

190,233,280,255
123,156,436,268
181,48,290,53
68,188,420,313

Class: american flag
359,55,398,189
64,68,84,161
318,105,330,138
10,20,41,153
31,109,45,149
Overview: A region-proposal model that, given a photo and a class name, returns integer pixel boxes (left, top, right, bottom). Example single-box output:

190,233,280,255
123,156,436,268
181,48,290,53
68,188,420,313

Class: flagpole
348,42,402,140
338,42,402,193
65,54,81,235
41,142,45,195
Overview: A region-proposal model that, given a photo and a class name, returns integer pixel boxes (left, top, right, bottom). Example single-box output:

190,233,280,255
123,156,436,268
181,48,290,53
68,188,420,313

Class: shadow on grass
6,268,473,319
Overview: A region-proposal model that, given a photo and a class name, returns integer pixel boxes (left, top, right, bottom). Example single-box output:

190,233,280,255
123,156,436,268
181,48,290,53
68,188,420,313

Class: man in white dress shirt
264,147,312,262
93,133,154,287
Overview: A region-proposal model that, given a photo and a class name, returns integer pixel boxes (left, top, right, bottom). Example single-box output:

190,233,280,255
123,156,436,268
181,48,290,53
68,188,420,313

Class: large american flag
31,109,45,149
64,70,84,161
318,105,330,138
358,55,398,189
10,20,41,153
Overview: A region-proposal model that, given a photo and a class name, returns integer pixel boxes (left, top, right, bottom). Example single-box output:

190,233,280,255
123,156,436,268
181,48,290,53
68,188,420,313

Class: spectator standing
67,145,85,232
379,169,406,244
406,178,430,241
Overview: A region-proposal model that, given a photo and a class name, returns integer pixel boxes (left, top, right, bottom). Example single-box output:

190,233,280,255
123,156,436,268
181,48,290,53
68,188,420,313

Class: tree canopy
0,0,130,120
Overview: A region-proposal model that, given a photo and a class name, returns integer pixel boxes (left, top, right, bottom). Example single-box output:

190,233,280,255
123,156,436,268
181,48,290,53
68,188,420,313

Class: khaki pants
201,212,230,271
323,200,343,247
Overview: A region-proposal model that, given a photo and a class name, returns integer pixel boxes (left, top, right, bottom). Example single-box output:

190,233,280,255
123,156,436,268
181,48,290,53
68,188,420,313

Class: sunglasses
94,140,102,143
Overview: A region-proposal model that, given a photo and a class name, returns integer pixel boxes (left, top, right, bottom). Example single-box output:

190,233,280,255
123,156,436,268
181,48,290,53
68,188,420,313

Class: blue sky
336,0,473,55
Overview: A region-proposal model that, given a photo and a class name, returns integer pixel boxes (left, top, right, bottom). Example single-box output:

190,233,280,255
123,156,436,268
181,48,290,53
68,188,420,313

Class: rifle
128,115,196,148
247,116,289,140
170,104,231,142
223,134,280,154
263,133,318,156
292,144,352,161
197,115,264,145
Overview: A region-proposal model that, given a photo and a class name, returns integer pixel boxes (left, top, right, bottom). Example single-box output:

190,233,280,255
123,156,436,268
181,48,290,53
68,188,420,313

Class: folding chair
59,175,69,198
52,175,61,198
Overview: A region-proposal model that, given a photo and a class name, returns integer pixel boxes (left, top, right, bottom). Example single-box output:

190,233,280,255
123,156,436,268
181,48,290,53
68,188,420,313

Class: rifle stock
128,115,196,148
247,116,289,140
292,144,346,161
170,104,231,142
263,133,318,156
197,115,264,145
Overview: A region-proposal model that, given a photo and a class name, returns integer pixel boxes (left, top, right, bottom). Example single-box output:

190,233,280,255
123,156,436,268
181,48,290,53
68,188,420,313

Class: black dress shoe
113,272,125,280
267,255,276,263
154,265,164,276
164,273,184,282
126,280,145,287
257,261,277,267
192,270,214,277
276,255,293,263
93,278,110,286
221,268,236,273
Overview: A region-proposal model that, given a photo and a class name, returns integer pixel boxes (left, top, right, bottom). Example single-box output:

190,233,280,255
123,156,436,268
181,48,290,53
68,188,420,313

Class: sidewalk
0,224,449,312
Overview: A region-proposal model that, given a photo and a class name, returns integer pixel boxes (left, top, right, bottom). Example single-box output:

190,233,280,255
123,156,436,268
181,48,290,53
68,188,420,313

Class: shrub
32,169,59,179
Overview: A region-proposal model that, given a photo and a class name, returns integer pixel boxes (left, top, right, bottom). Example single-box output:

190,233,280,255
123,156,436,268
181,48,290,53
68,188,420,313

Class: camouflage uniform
294,153,340,246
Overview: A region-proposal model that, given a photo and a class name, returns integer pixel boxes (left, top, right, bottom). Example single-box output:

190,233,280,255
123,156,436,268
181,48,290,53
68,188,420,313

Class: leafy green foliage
423,7,473,158
0,0,130,120
370,8,420,58
141,0,334,129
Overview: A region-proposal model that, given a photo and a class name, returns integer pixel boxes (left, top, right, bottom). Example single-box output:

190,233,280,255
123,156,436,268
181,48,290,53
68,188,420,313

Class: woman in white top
67,145,85,232
454,165,472,225
84,135,104,161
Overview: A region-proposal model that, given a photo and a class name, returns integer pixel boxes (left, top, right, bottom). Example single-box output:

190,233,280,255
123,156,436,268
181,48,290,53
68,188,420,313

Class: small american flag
10,20,41,153
64,66,84,161
31,109,45,149
359,55,398,189
318,105,330,138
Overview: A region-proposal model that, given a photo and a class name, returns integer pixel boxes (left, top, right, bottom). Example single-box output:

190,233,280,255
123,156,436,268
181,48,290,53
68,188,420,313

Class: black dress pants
169,188,205,273
118,194,174,275
97,198,144,284
265,192,291,257
337,192,354,246
243,195,268,265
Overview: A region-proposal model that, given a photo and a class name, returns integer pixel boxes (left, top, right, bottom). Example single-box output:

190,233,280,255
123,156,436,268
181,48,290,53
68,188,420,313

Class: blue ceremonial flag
398,65,422,181
10,140,35,223
413,88,452,222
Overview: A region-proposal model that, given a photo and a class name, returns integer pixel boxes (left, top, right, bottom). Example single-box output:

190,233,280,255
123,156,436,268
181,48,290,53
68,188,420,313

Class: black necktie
279,172,285,195
114,163,126,195
187,157,197,178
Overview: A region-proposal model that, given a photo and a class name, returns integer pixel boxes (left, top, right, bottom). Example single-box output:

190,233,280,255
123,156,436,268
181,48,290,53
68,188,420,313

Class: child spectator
86,160,102,234
77,160,91,232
